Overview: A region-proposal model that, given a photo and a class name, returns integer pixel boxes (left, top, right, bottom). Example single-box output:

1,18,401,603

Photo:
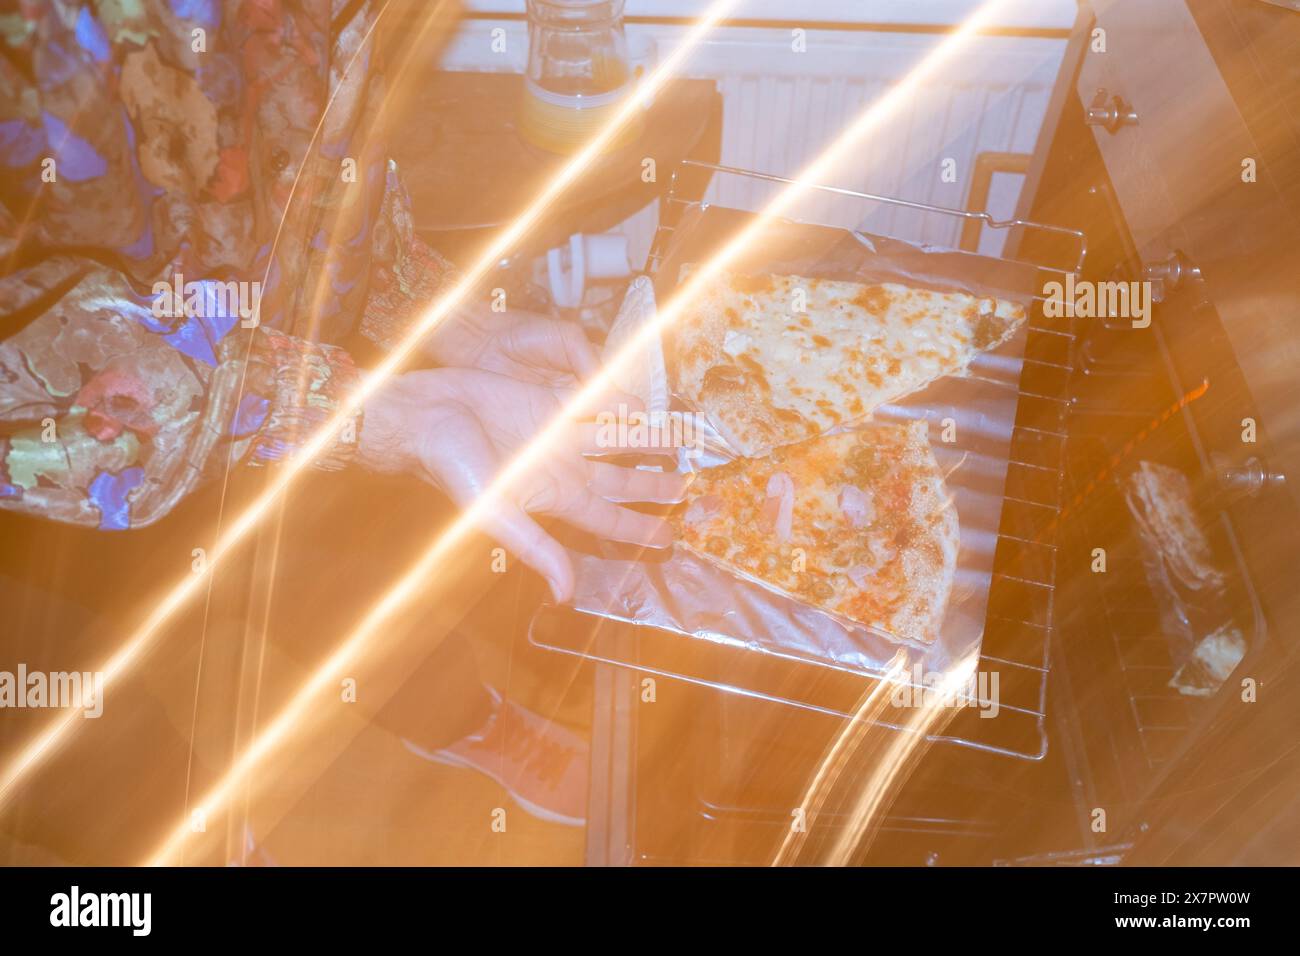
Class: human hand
424,304,598,388
358,368,688,602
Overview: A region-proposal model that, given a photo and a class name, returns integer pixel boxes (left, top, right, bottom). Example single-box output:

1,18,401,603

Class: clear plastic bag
555,205,1042,687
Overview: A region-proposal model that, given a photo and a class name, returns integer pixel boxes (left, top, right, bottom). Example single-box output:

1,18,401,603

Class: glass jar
520,0,640,153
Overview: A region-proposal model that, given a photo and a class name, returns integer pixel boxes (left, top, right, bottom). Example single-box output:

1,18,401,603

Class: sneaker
402,687,587,827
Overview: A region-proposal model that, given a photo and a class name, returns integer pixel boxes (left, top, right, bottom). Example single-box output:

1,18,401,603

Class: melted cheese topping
671,272,1026,457
672,422,958,644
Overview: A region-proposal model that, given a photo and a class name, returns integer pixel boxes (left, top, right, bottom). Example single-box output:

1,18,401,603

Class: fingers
506,315,600,381
407,380,673,591
562,383,645,423
553,319,600,380
588,461,692,504
412,403,575,602
575,417,687,456
478,502,576,604
562,490,674,549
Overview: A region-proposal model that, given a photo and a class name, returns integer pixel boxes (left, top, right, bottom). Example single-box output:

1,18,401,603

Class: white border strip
460,0,1077,30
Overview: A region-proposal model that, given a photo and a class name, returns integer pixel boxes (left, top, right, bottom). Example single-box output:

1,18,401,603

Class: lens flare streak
144,0,1016,866
0,0,744,812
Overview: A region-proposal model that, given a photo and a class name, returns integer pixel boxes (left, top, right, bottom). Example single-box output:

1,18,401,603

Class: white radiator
436,8,1070,265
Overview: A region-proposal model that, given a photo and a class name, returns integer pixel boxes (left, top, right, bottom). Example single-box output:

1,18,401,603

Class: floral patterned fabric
0,0,450,528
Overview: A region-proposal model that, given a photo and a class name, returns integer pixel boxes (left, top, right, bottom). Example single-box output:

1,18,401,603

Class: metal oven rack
1067,456,1196,775
533,159,1088,763
1062,345,1268,810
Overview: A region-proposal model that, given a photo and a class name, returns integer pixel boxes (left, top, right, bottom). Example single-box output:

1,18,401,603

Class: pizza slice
1124,460,1226,594
671,421,959,645
1168,623,1246,698
669,270,1027,457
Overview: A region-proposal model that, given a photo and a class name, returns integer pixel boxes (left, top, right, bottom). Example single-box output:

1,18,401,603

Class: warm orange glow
144,0,1018,866
772,653,910,865
821,653,980,866
0,0,743,812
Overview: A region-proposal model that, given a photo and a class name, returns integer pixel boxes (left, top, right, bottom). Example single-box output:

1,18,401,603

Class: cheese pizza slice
671,421,958,645
669,271,1026,457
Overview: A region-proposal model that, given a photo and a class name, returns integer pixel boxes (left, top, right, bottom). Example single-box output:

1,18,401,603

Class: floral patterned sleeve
0,1,444,529
0,253,361,529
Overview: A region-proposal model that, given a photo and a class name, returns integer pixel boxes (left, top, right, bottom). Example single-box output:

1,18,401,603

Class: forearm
357,367,465,478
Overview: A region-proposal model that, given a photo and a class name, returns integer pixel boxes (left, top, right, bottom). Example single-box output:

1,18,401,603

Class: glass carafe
520,0,639,153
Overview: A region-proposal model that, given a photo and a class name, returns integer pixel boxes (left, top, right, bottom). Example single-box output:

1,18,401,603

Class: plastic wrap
1122,460,1246,697
549,204,1044,695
